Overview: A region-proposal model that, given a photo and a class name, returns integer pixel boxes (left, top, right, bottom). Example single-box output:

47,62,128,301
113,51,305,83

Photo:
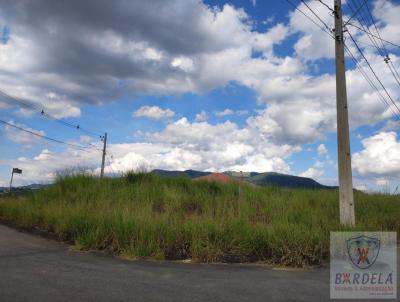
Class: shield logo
346,235,380,269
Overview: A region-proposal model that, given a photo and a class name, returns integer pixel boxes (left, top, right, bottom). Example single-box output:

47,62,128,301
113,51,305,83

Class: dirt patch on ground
194,173,256,187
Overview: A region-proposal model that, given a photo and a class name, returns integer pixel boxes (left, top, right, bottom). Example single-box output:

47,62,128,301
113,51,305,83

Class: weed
0,173,399,266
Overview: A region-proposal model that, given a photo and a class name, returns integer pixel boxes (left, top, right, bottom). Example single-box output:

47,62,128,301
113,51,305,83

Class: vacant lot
0,173,399,266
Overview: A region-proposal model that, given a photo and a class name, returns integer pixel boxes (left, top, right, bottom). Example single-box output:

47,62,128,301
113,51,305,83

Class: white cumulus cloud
353,131,400,178
133,106,175,120
317,144,328,156
299,167,323,179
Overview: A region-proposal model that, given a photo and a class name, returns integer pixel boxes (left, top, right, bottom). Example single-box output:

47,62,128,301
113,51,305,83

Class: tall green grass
0,172,399,266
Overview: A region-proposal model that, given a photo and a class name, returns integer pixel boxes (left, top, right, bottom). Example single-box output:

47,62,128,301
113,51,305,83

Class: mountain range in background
0,183,49,194
152,169,335,190
0,170,335,193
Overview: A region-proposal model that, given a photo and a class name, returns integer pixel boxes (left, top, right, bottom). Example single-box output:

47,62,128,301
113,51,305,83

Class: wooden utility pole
334,0,355,226
100,132,107,178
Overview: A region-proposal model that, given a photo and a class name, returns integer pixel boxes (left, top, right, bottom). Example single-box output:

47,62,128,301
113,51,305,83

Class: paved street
0,224,397,301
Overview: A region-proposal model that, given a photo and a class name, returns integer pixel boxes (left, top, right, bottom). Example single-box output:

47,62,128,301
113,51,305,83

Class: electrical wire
344,0,400,92
289,0,400,120
363,0,387,54
345,0,384,56
86,141,104,152
0,89,103,138
346,22,400,50
315,0,334,12
0,119,99,152
300,0,333,34
347,30,400,116
344,45,400,120
362,0,400,88
285,0,334,38
345,0,400,112
344,0,369,26
106,152,117,176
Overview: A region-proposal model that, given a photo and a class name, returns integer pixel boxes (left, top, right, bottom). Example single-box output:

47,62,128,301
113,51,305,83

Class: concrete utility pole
100,132,107,178
334,0,355,226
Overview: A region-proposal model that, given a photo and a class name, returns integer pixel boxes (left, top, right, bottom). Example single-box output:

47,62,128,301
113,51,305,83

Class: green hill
152,169,210,179
153,169,333,189
226,172,334,189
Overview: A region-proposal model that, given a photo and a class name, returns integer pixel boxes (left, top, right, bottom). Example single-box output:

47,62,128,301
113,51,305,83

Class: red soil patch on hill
195,173,256,187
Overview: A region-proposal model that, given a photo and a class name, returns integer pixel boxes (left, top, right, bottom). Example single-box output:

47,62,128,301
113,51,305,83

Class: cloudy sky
0,0,399,192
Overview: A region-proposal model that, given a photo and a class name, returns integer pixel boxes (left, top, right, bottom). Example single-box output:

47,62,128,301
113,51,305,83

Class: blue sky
0,0,400,192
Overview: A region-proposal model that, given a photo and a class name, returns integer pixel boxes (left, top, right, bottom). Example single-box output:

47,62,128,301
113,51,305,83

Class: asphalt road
0,224,397,302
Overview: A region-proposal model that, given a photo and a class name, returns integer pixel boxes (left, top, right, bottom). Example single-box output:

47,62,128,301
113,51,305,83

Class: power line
345,0,400,111
345,0,384,56
362,0,386,54
344,44,400,119
345,0,400,92
86,141,104,152
353,39,383,50
300,0,332,34
344,0,369,26
0,89,103,138
362,0,400,88
347,30,400,116
315,0,334,13
285,0,334,38
286,0,400,119
0,119,99,152
346,22,400,49
386,59,400,88
106,152,117,176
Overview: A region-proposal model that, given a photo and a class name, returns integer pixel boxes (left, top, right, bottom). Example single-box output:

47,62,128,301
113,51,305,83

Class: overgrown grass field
0,172,399,266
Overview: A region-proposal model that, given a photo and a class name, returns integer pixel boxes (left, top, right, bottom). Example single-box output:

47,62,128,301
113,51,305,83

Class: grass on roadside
0,172,399,266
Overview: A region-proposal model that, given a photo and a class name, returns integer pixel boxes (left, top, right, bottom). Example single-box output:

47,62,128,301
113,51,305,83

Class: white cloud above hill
299,167,323,179
133,106,175,120
3,117,300,185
